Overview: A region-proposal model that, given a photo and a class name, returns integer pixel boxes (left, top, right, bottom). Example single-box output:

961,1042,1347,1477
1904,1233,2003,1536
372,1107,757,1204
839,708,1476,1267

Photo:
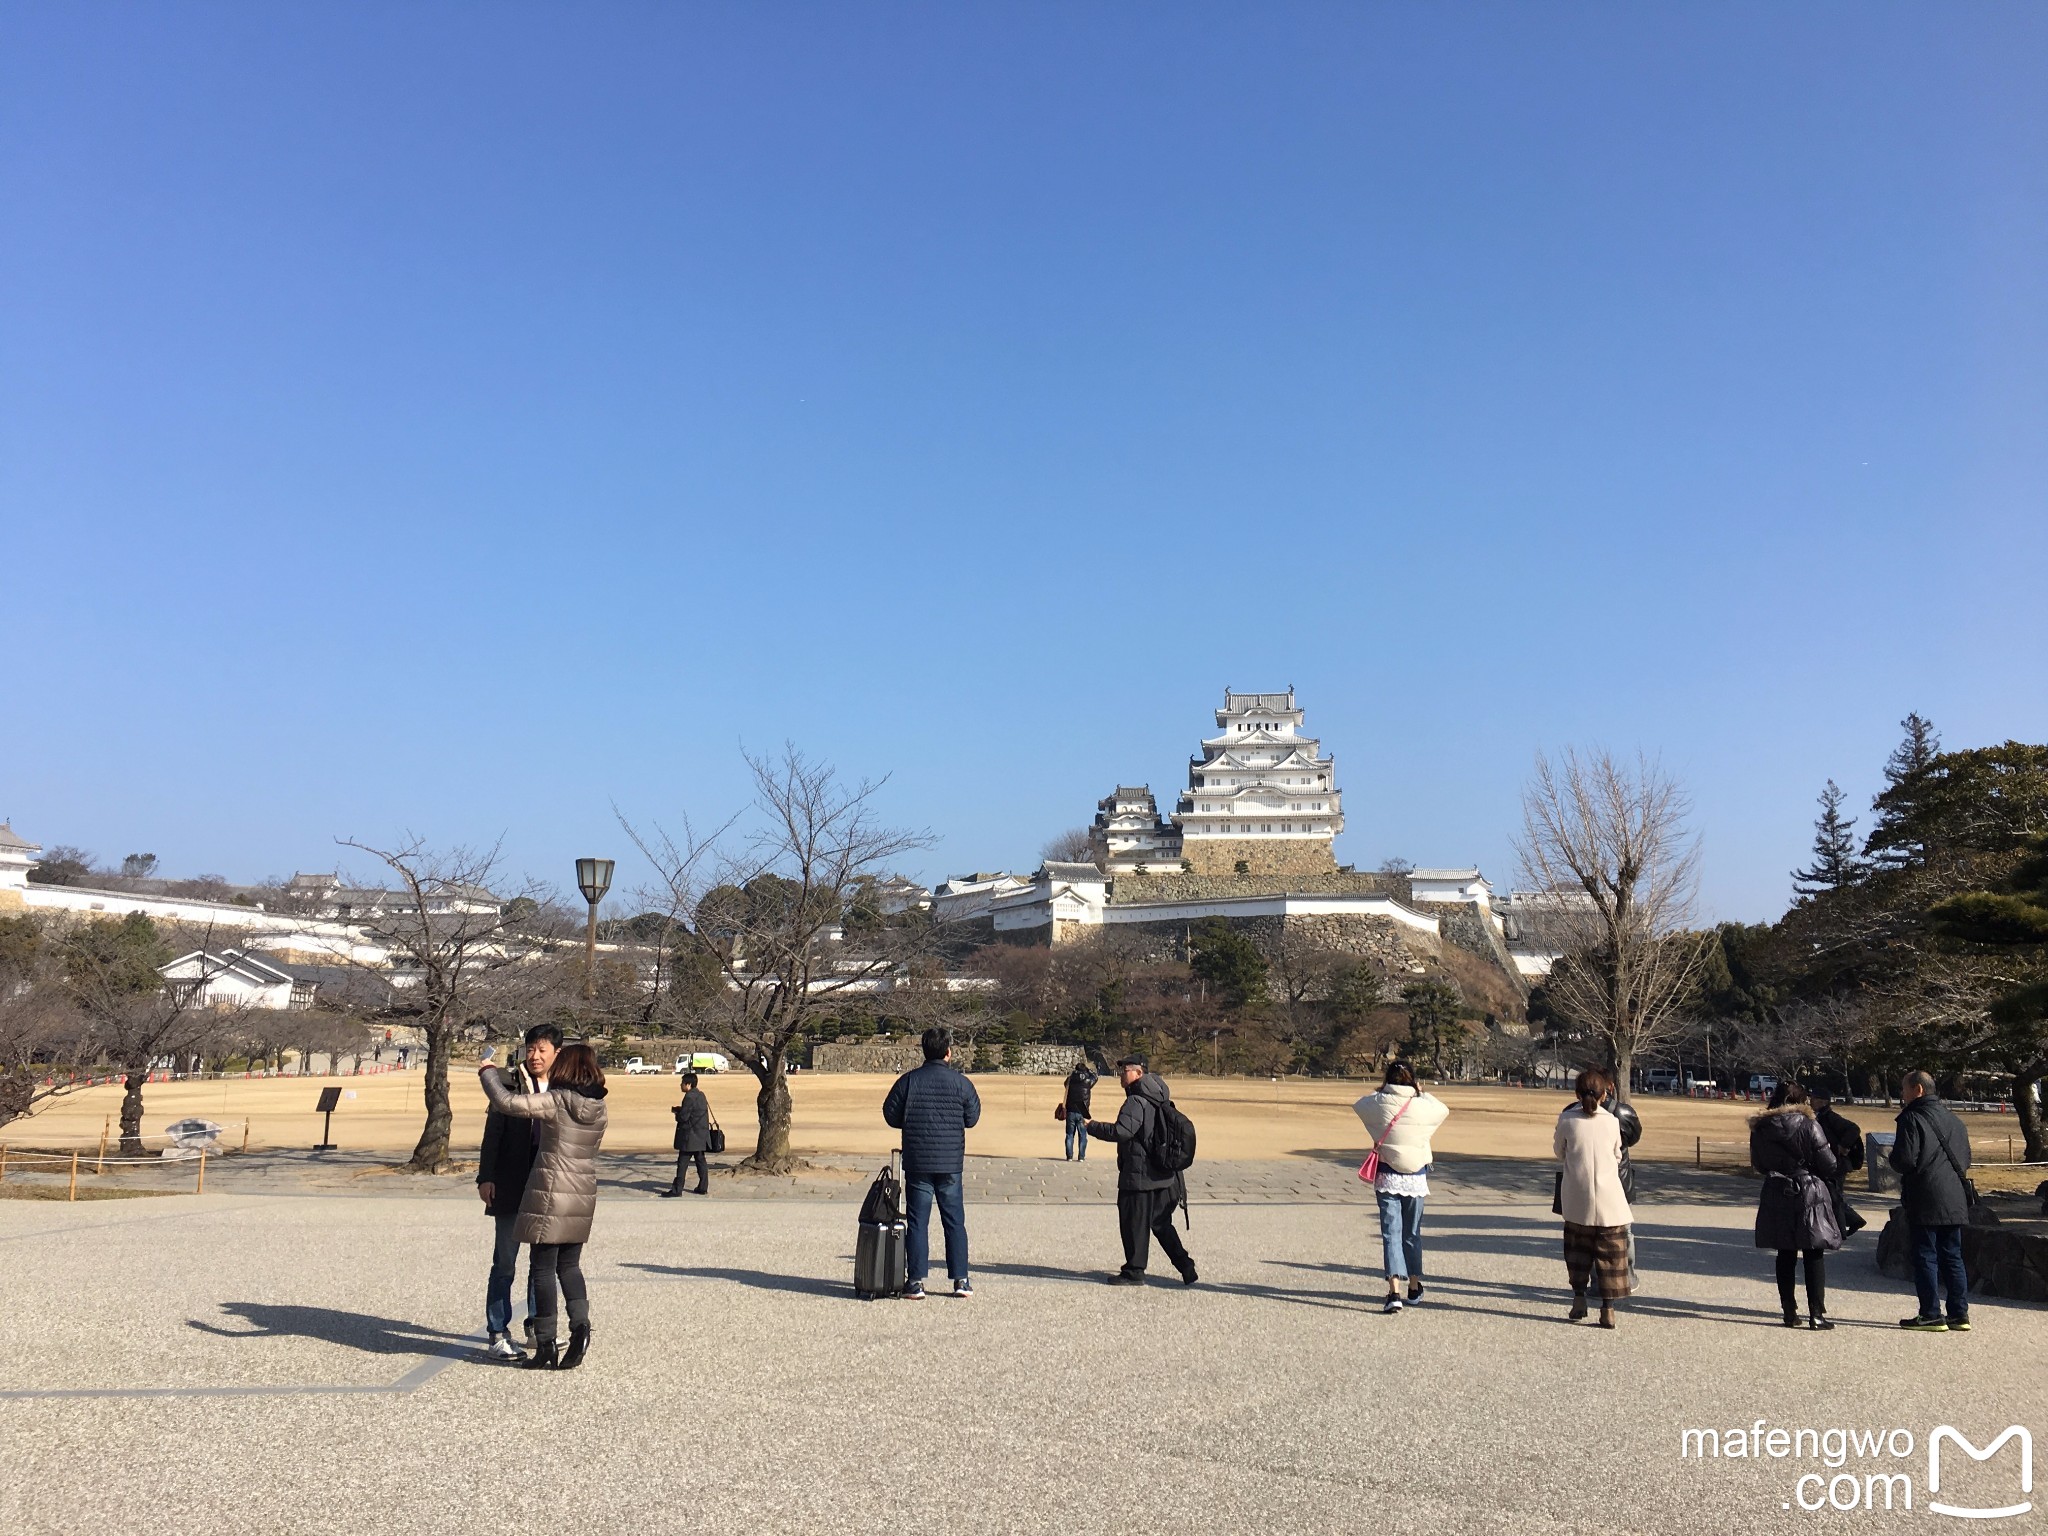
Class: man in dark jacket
1889,1070,1974,1332
882,1027,983,1300
1088,1056,1196,1288
1810,1091,1867,1237
1062,1061,1097,1161
664,1071,713,1197
476,1022,559,1358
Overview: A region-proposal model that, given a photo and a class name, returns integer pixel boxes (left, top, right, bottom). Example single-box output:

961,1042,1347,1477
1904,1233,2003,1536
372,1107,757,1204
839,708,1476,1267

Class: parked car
623,1057,663,1075
1745,1073,1779,1096
1643,1068,1681,1093
677,1052,729,1074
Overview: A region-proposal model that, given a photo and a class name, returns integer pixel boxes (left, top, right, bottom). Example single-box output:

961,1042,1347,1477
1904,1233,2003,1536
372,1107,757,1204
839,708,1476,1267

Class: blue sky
4,3,2044,921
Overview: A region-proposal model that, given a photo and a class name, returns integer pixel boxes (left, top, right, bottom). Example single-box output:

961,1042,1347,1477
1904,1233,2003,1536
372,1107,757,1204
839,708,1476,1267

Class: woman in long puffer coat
477,1041,609,1369
1750,1082,1842,1329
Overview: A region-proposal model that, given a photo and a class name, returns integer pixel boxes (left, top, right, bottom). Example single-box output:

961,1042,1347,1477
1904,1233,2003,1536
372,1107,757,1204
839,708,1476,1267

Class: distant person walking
1889,1070,1974,1333
475,1023,558,1360
476,1041,609,1369
1810,1090,1867,1238
1061,1061,1097,1161
664,1072,712,1197
1749,1083,1842,1329
1353,1062,1449,1313
1088,1055,1197,1288
1554,1068,1633,1328
881,1027,983,1300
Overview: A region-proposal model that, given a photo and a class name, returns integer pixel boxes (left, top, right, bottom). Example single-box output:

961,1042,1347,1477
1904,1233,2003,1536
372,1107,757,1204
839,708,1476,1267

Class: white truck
677,1052,729,1074
623,1057,663,1075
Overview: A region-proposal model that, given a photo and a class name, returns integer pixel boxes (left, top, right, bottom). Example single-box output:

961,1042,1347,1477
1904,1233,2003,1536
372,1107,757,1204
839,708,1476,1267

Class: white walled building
1087,786,1182,874
158,949,320,1012
1171,689,1343,875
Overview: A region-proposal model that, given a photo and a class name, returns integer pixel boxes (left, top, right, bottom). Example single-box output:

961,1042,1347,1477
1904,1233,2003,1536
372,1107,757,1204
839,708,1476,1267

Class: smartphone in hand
480,1045,496,1063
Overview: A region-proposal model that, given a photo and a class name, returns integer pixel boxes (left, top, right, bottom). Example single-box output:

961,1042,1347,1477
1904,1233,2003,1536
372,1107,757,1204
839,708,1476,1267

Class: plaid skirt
1563,1221,1633,1300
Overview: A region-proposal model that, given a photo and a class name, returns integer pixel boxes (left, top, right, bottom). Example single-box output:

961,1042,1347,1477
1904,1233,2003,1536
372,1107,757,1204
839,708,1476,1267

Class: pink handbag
1358,1093,1416,1183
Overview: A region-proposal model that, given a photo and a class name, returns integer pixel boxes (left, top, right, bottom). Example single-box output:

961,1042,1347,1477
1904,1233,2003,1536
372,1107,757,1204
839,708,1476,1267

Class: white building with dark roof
1172,688,1343,876
1088,786,1181,874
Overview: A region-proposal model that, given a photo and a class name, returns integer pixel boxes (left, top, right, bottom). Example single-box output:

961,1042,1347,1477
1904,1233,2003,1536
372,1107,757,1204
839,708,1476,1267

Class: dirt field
6,1067,2037,1172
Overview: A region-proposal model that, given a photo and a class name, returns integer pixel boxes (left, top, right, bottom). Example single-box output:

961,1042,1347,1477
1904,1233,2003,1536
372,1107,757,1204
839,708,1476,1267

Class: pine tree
1866,712,1941,868
1792,780,1866,897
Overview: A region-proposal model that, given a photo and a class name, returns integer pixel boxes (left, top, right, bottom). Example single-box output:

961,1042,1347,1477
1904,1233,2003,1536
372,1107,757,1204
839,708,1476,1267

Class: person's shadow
187,1302,470,1357
618,1262,847,1299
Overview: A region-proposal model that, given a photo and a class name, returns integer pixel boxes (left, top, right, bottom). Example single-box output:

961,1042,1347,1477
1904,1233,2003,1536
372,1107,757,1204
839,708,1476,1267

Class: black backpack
1148,1096,1197,1179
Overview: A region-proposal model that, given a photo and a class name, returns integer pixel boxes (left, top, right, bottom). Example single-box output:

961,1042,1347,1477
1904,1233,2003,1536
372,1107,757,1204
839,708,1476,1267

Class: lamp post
575,858,615,1004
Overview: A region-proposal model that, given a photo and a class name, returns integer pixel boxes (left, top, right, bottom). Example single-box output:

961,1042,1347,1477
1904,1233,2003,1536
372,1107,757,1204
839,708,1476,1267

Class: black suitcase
853,1156,906,1300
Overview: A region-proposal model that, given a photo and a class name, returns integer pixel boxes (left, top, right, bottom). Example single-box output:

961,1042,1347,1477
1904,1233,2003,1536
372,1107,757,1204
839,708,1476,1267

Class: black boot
560,1324,591,1370
519,1338,559,1370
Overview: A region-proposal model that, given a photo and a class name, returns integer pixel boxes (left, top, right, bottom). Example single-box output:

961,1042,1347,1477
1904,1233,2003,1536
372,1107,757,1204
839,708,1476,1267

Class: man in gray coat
1890,1070,1974,1332
664,1072,712,1197
1088,1055,1196,1288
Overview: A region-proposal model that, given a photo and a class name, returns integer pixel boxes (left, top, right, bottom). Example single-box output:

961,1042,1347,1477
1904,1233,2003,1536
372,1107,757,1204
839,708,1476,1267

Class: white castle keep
1089,687,1344,877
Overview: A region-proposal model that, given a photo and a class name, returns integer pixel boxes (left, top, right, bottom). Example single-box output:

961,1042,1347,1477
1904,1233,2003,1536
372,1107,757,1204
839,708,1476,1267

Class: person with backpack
1086,1055,1197,1287
1889,1070,1974,1332
1353,1062,1449,1314
1555,1068,1632,1329
881,1027,983,1300
1060,1060,1097,1161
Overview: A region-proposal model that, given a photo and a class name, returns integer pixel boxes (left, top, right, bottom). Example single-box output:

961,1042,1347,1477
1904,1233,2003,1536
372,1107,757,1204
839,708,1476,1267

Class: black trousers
530,1242,589,1338
1775,1249,1827,1316
1117,1187,1191,1275
672,1150,708,1192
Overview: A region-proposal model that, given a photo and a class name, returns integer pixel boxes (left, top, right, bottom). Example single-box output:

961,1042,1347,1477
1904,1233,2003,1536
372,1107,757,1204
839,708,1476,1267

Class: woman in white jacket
1554,1067,1634,1329
1353,1062,1450,1314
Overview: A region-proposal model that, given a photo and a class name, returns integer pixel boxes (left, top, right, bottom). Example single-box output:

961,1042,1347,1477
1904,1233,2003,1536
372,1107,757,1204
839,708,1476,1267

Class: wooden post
69,1150,79,1202
0,1144,7,1183
97,1119,109,1175
196,1150,207,1196
242,1119,251,1154
1695,1136,1702,1169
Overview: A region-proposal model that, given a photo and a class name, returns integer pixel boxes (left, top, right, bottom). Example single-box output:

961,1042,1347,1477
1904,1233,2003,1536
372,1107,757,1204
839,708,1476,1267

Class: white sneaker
953,1279,974,1298
483,1333,525,1360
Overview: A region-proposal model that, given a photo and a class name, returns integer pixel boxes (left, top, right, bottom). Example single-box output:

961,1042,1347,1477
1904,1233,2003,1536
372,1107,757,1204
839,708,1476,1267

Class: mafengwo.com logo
1680,1421,2032,1517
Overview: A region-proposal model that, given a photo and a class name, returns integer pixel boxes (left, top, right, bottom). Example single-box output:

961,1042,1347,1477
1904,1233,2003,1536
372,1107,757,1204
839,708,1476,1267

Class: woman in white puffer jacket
1354,1062,1451,1313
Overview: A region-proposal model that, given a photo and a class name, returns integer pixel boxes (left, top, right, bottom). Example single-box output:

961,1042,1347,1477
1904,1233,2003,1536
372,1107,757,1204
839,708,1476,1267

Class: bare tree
60,916,247,1153
1515,748,1712,1101
1040,827,1096,866
337,837,551,1171
0,913,94,1128
627,746,933,1173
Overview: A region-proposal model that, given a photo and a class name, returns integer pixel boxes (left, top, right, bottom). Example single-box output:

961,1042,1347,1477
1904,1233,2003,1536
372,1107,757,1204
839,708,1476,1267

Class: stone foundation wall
1109,912,1435,972
1432,902,1527,990
811,1041,1091,1075
1178,838,1338,878
1109,870,1398,904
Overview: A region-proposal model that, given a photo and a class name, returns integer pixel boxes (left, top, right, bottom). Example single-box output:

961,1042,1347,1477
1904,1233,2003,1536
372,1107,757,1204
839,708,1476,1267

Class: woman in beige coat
1554,1067,1633,1328
477,1041,609,1370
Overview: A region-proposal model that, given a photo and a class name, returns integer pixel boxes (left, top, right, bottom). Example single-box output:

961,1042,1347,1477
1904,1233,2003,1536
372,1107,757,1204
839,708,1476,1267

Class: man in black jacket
664,1071,713,1197
476,1022,559,1358
882,1028,983,1300
1088,1056,1196,1288
1811,1090,1867,1237
1062,1061,1097,1161
1889,1070,1974,1332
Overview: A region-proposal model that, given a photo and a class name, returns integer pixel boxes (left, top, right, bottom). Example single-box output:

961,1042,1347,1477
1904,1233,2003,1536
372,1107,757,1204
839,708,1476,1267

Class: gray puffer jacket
479,1071,609,1244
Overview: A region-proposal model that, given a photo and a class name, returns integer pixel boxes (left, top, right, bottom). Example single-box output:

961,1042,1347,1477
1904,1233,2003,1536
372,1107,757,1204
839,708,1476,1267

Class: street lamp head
575,857,615,906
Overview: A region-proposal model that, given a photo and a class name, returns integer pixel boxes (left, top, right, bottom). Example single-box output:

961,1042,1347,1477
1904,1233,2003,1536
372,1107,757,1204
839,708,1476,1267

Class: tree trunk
408,1023,455,1172
119,1063,148,1157
1613,1044,1634,1105
744,1050,795,1174
2014,1062,2046,1164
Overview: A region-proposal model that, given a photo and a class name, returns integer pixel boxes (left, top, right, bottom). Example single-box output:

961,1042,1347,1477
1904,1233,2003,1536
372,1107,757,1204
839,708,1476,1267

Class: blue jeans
1375,1190,1425,1281
1911,1223,1969,1320
904,1171,969,1283
486,1212,537,1335
1066,1112,1088,1159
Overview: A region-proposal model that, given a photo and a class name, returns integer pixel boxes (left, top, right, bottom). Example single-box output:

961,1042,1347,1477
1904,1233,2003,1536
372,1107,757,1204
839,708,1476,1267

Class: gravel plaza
5,1160,2043,1536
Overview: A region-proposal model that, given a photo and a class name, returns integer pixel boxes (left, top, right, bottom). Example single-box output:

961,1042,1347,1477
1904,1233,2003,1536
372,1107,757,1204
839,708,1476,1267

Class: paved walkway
3,1173,2040,1534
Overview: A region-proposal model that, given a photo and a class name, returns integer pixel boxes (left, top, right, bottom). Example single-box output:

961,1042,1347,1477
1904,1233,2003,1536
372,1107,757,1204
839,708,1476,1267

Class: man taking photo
476,1023,559,1358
